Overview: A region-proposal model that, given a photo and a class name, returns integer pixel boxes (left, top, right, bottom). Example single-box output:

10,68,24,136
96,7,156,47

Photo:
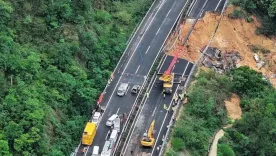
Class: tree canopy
0,0,153,155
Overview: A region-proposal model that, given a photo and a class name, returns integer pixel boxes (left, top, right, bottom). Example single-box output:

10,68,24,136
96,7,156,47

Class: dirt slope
166,6,276,87
224,93,242,120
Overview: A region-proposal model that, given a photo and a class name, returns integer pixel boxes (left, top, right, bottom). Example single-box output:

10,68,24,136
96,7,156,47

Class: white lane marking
200,10,204,17
121,0,190,154
145,46,151,54
105,130,110,140
188,0,198,16
94,0,166,134
135,65,140,74
121,56,168,155
166,8,172,17
126,86,130,95
156,27,161,35
80,0,163,154
116,108,120,115
151,62,190,156
152,106,157,117
215,0,223,11
172,65,176,72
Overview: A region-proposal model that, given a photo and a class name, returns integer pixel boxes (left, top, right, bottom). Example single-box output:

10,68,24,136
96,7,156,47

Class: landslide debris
166,6,276,87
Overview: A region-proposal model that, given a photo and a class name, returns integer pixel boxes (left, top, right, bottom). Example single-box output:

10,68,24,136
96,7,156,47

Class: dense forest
0,0,152,155
232,0,276,36
167,67,275,156
217,67,276,156
166,71,231,156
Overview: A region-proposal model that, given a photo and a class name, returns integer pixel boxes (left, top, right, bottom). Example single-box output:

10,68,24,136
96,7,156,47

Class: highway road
122,0,228,156
74,0,190,155
188,0,226,18
122,56,193,156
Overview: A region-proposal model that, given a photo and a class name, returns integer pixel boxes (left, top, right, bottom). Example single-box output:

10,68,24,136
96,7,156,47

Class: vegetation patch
0,0,153,155
218,66,276,156
230,0,276,36
166,71,231,156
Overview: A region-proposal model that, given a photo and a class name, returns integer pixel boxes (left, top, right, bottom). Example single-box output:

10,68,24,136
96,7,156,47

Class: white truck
101,130,118,156
113,117,120,132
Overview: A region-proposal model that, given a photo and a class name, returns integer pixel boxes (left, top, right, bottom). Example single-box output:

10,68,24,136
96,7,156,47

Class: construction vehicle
82,122,97,145
141,120,155,147
159,47,182,94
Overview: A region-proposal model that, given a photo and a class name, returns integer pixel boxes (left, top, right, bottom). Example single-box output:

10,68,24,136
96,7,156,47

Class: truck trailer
82,122,97,145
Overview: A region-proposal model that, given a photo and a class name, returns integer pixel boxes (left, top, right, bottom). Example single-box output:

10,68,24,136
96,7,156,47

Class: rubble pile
200,47,241,74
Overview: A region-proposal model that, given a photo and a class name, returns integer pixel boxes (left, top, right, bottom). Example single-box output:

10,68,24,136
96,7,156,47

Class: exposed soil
224,93,242,120
166,6,276,87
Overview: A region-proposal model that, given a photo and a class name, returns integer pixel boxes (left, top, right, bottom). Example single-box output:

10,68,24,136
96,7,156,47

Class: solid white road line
145,46,151,54
152,106,158,117
215,0,223,11
188,0,198,16
135,65,140,74
116,108,120,115
166,8,172,17
151,62,190,156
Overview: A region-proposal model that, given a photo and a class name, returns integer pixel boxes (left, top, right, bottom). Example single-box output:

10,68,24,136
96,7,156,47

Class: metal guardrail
158,0,230,155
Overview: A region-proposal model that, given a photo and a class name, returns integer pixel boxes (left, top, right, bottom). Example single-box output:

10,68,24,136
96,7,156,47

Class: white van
106,114,118,126
117,83,129,96
92,146,99,156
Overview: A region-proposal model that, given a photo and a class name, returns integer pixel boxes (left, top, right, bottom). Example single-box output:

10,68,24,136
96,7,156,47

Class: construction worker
163,104,167,110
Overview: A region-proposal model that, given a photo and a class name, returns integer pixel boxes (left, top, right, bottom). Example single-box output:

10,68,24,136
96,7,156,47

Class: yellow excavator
141,120,155,147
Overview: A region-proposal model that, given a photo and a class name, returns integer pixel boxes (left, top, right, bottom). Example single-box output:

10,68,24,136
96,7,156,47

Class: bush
217,144,236,156
171,138,184,151
228,9,245,19
246,16,253,23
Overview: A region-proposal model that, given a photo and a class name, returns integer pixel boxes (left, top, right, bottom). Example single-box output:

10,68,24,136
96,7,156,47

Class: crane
159,46,183,94
141,120,155,147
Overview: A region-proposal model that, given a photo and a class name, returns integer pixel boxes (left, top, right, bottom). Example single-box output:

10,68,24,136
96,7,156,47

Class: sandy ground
224,93,242,120
166,6,276,87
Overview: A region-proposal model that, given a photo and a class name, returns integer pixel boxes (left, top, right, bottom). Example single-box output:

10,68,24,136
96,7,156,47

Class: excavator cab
141,120,155,147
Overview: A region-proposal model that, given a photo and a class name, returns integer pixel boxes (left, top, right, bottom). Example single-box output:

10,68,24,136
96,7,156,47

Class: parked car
131,85,141,94
91,112,102,126
117,83,129,96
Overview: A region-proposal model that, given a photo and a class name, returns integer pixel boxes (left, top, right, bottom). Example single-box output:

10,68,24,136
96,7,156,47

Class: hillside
165,1,276,156
166,6,276,87
0,0,152,155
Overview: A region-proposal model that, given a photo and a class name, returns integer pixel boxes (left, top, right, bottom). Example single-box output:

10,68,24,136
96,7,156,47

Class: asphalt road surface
75,0,189,155
122,0,228,155
122,56,193,156
188,0,227,18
